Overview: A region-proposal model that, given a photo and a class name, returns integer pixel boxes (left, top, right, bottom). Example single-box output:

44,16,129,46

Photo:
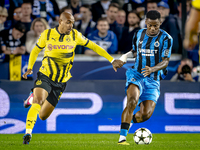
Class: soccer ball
133,128,152,145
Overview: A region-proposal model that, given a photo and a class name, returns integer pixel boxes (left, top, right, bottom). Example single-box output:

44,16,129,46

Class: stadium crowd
0,0,199,81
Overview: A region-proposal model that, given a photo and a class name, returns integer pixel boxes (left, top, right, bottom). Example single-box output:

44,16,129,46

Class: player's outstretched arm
22,69,33,79
85,40,124,71
141,57,169,77
119,50,136,63
112,60,124,72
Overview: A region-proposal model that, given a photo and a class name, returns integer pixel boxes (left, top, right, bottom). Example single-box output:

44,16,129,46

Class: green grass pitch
0,134,200,150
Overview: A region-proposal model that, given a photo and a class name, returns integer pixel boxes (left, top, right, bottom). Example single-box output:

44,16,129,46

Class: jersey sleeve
36,29,48,49
161,36,173,58
27,30,48,69
76,30,89,46
132,31,138,52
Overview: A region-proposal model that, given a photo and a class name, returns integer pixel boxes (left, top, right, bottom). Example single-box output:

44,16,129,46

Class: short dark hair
81,4,91,11
14,22,26,33
60,5,72,14
146,10,160,20
108,3,119,10
97,17,108,24
128,10,141,21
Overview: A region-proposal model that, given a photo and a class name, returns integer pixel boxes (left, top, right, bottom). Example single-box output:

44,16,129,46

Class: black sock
121,122,130,130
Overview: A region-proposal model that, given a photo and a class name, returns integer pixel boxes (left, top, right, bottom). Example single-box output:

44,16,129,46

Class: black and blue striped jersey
132,28,173,81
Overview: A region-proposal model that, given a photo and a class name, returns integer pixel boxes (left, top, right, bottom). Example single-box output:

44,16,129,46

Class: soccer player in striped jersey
22,12,123,144
118,10,173,145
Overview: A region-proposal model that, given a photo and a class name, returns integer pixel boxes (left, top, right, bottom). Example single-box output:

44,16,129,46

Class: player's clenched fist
112,59,124,72
22,69,33,79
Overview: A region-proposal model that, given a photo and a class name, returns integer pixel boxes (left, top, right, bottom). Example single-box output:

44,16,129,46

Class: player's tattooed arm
141,57,169,77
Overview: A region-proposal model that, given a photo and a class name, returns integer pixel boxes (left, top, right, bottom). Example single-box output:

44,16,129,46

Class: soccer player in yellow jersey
184,0,200,50
22,12,123,144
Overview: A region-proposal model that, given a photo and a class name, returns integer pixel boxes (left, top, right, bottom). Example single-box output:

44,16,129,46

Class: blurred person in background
69,0,80,15
74,4,96,37
107,3,121,42
0,6,8,31
74,4,96,54
116,9,126,26
171,58,200,82
0,0,16,21
13,7,22,22
91,0,111,22
116,9,126,40
158,1,182,54
26,18,49,55
0,22,26,62
31,0,60,26
84,17,118,55
140,0,158,28
174,0,191,36
118,11,140,54
60,5,73,14
184,0,200,50
20,2,33,33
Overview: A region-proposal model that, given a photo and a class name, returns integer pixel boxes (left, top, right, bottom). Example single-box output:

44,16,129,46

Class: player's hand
22,69,33,79
141,66,153,77
112,59,124,72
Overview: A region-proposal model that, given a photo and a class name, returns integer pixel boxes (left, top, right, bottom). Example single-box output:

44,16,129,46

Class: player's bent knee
126,98,137,110
39,113,48,120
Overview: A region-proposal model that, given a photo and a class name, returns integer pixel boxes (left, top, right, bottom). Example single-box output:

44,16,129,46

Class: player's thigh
127,84,140,104
33,87,48,105
139,100,156,117
39,100,55,120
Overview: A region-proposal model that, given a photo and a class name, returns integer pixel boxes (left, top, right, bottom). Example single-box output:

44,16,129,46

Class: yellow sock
26,103,41,134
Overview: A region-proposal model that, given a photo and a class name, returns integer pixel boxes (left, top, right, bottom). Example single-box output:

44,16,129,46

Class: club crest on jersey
154,41,160,47
66,38,70,42
48,44,53,51
36,80,42,85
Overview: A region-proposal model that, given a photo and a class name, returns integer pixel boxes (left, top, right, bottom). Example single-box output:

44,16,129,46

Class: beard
129,21,139,27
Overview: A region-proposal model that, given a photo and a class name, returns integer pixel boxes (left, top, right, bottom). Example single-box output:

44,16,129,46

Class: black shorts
33,72,67,107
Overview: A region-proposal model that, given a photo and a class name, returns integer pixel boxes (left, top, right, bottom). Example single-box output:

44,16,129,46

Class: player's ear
59,19,62,25
145,19,147,25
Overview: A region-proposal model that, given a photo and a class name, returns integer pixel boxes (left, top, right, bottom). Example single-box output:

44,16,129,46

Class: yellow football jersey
28,27,114,83
192,0,200,10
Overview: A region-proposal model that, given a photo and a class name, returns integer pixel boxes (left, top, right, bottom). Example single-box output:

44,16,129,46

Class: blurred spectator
84,17,118,55
91,0,110,22
122,0,145,16
13,7,22,22
0,0,16,21
116,9,126,26
26,18,49,55
69,0,80,15
20,2,33,33
55,0,68,10
74,4,96,37
158,1,182,54
140,0,158,28
0,6,8,31
13,0,23,7
136,5,145,19
60,5,73,14
171,58,200,82
174,0,191,36
74,4,96,54
118,11,140,54
0,22,26,62
107,3,122,41
31,0,60,25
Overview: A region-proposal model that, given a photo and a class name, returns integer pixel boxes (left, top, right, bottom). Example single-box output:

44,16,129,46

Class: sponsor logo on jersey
139,48,158,56
47,44,74,50
36,80,42,85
